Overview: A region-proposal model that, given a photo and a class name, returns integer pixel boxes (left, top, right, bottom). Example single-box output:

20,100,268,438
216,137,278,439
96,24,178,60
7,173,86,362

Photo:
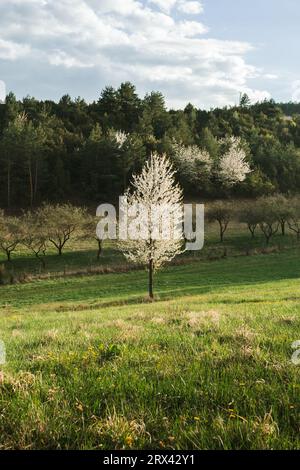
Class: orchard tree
0,210,21,261
239,201,260,239
257,197,279,245
21,211,48,268
119,153,184,299
288,197,300,241
82,214,107,260
268,194,292,236
207,201,233,243
38,204,87,256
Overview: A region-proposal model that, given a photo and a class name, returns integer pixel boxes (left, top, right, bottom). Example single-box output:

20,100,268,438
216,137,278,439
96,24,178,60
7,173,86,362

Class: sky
0,0,299,109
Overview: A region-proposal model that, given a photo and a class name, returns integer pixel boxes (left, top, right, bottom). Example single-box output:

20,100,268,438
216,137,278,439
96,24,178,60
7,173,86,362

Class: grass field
1,220,299,280
1,243,300,449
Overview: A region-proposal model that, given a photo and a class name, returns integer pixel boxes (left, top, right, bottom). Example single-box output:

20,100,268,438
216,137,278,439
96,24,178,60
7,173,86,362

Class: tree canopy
1,85,300,208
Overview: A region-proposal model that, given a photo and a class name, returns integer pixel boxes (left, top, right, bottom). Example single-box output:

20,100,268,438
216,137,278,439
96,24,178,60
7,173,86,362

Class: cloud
177,1,203,15
0,38,31,60
48,50,94,68
0,0,271,108
149,0,177,13
292,81,300,102
149,0,203,15
264,73,278,80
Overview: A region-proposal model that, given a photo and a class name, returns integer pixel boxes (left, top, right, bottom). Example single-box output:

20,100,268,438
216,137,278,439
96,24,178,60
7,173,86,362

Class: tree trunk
248,224,256,239
219,223,224,243
281,221,285,236
36,253,46,269
149,259,154,299
97,239,102,260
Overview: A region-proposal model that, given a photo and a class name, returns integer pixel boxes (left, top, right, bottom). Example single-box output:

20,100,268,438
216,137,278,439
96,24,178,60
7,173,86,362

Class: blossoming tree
218,137,251,186
119,153,184,299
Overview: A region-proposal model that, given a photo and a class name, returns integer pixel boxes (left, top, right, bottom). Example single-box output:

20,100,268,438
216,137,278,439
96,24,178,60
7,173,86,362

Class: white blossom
218,137,251,186
114,130,128,149
172,140,212,183
118,153,184,297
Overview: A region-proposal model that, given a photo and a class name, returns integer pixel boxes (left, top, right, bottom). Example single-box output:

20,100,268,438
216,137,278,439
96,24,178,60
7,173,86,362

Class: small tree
119,153,184,299
0,210,21,261
268,194,292,236
82,214,105,260
21,211,48,268
257,197,279,245
238,201,260,239
207,201,233,243
288,197,300,241
38,204,87,256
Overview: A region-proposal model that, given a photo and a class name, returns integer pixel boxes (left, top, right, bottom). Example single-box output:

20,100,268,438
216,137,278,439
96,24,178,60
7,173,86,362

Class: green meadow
1,227,300,449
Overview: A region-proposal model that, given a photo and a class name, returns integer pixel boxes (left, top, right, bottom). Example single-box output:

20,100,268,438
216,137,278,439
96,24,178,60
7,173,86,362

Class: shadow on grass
1,249,300,310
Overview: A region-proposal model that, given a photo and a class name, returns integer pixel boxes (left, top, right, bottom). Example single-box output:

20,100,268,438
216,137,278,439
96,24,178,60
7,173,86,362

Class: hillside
1,86,300,209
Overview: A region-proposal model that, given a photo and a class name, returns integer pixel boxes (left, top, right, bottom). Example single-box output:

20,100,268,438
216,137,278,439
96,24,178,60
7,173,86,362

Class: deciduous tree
119,153,184,299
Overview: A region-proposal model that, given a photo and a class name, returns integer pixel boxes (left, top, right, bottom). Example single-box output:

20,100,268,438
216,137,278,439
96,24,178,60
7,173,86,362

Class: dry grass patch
186,310,221,329
88,413,150,449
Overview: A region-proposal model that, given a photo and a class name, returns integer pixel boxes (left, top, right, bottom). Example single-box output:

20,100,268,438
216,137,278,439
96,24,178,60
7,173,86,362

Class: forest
1,82,300,209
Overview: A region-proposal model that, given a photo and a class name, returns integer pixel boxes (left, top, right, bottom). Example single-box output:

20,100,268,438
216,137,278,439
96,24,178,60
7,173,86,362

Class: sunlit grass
1,249,300,449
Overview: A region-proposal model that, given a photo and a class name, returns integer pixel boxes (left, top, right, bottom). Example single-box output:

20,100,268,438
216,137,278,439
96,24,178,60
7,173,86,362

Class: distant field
1,251,300,449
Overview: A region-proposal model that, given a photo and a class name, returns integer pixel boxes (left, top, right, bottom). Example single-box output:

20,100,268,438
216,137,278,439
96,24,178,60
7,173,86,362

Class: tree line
1,84,300,209
208,194,300,244
1,195,300,266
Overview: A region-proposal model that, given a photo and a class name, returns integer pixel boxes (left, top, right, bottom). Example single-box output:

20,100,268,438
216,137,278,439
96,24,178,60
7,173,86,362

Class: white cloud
176,20,208,36
177,1,203,15
149,0,203,15
48,50,94,68
292,80,300,102
0,38,31,60
149,0,177,13
0,0,271,108
264,73,278,80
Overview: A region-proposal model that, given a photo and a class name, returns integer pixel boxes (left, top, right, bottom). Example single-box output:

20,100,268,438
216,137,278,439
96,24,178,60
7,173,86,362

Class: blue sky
0,0,299,108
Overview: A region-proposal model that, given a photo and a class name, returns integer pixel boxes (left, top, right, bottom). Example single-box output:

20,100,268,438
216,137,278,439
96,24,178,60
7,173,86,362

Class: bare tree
207,201,233,243
257,197,279,245
21,211,48,268
119,153,184,299
82,214,105,260
288,197,300,241
0,210,21,261
238,201,260,239
38,204,87,256
268,194,292,236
